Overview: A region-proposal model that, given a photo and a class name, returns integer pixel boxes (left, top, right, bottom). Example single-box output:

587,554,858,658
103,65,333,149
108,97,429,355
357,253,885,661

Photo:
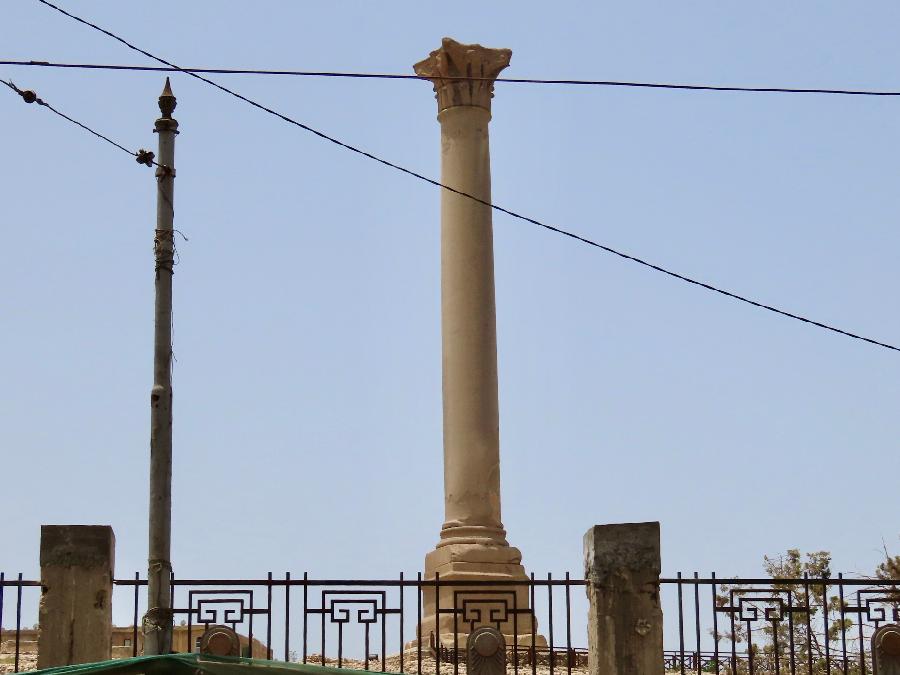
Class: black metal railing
5,571,899,674
662,573,900,675
0,573,40,674
110,573,588,675
431,632,588,668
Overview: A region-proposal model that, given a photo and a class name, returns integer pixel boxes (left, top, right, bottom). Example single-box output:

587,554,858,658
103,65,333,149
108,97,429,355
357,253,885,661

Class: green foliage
711,549,853,675
876,540,900,582
694,543,900,675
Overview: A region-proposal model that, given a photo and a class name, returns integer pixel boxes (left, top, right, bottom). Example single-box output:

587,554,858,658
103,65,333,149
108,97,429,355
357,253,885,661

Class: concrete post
584,523,663,675
413,38,540,645
37,526,115,669
145,77,178,656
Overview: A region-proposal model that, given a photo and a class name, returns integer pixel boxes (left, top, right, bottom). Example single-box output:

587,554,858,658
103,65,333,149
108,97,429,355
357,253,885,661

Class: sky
2,0,899,605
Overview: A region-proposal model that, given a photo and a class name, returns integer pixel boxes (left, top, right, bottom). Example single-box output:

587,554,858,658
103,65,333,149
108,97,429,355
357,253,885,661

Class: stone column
415,37,539,647
37,525,115,668
584,523,663,675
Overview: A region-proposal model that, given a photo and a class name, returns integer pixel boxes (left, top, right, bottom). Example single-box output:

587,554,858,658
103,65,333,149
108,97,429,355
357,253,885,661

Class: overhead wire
29,0,900,353
3,59,900,97
1,77,156,165
1,75,180,243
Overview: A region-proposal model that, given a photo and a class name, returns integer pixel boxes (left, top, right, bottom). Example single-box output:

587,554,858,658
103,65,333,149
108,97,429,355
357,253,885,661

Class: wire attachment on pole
136,148,155,166
153,229,176,276
2,76,158,168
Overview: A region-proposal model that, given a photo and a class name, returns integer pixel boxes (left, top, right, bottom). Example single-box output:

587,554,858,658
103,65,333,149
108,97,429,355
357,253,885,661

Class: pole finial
158,77,176,118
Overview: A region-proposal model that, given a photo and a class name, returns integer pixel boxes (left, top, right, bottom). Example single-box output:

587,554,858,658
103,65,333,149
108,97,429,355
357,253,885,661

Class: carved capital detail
414,37,512,112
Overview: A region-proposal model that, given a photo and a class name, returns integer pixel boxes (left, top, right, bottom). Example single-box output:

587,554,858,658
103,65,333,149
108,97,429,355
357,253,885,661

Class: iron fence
0,573,40,674
110,573,588,675
662,573,900,675
4,571,900,674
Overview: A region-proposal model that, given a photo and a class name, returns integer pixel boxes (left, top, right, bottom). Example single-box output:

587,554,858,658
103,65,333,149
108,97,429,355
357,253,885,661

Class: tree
876,540,900,581
708,547,900,675
713,550,840,674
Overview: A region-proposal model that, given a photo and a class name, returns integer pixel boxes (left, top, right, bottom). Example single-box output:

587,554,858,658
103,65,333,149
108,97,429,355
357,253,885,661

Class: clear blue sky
2,1,898,589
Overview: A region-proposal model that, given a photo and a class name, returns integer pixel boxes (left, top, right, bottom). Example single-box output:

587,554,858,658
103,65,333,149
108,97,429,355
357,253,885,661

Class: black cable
33,0,900,353
4,59,900,97
1,77,157,166
1,77,155,163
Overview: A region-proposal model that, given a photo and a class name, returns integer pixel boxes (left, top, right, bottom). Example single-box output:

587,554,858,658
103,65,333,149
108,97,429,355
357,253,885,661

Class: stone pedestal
584,523,663,675
413,37,542,649
419,544,542,646
37,525,115,668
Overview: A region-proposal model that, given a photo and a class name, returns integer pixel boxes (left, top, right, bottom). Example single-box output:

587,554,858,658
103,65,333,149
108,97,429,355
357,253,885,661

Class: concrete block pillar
584,522,663,675
37,525,115,668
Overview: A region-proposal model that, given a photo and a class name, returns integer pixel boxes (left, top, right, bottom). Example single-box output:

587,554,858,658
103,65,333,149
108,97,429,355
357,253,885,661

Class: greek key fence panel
662,573,900,675
4,571,899,674
111,573,587,675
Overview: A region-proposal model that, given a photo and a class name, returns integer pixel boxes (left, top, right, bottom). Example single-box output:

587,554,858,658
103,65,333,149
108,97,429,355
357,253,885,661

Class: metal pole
144,77,178,656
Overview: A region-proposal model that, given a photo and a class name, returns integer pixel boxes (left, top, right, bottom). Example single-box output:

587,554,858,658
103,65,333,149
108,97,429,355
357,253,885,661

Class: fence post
873,625,900,675
584,522,663,675
467,626,506,675
37,525,115,668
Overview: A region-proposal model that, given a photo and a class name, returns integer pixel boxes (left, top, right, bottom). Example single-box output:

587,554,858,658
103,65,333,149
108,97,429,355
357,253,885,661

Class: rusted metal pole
144,77,178,656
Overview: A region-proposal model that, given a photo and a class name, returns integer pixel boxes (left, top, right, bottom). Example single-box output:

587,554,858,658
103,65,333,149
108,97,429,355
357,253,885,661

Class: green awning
28,654,390,675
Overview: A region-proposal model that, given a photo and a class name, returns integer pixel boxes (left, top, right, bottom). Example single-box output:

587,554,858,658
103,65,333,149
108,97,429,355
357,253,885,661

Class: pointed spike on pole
158,77,176,118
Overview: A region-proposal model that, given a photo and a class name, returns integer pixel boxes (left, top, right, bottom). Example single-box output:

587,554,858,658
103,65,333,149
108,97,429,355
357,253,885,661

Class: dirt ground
0,652,37,674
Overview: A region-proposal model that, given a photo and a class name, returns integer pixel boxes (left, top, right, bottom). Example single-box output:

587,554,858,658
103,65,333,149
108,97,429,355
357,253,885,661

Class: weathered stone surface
413,37,542,649
584,523,662,675
37,525,114,669
433,99,506,552
414,38,511,113
420,541,536,643
39,525,114,569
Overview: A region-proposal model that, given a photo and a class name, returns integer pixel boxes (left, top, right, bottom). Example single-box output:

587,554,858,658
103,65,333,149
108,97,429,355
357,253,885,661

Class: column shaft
439,105,505,544
414,38,541,648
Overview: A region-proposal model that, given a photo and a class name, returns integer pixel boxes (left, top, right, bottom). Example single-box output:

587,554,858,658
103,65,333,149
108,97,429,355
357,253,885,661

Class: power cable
4,59,900,97
1,77,156,166
31,0,900,353
2,76,180,235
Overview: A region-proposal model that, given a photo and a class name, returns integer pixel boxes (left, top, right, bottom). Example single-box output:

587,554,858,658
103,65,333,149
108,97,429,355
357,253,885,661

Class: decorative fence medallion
874,625,900,675
199,625,241,657
467,626,506,675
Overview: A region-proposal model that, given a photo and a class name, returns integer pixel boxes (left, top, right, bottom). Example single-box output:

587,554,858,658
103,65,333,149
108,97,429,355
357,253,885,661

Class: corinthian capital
414,37,512,113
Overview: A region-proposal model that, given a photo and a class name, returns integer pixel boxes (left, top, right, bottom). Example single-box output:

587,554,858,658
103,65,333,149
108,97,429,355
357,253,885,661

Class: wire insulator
136,149,155,166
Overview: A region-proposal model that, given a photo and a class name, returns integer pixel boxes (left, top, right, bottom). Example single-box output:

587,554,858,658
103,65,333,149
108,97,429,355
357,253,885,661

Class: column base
409,539,548,650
